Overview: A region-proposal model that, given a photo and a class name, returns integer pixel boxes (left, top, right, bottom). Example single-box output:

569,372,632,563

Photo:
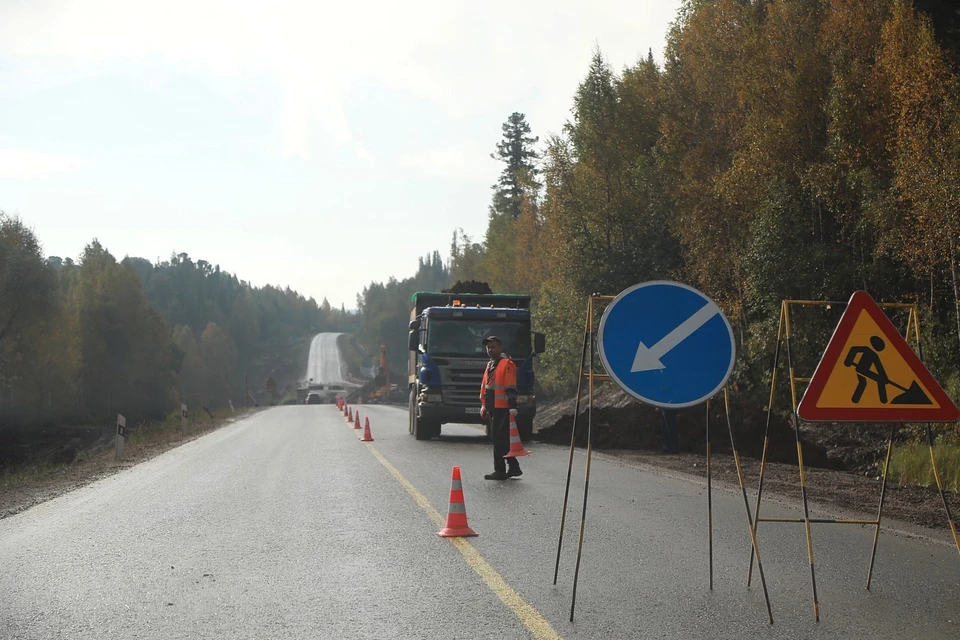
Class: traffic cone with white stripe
437,466,477,537
504,413,530,458
348,407,353,422
359,416,374,441
354,413,362,430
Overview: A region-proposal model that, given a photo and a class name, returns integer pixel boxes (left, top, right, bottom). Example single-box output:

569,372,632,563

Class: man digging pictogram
843,336,932,405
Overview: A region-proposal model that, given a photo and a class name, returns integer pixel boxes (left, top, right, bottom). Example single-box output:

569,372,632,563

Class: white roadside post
180,403,188,431
115,413,126,461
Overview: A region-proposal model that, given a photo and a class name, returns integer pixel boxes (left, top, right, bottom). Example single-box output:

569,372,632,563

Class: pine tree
491,112,541,219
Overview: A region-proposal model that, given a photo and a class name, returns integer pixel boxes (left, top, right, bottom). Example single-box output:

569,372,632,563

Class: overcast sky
1,0,683,308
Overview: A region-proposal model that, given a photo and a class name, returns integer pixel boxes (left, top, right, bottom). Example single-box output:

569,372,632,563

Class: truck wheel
408,389,416,435
517,417,534,443
410,390,433,440
414,416,436,440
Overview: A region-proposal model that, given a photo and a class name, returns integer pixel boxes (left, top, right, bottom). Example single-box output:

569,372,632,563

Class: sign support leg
749,303,784,586
926,424,960,556
570,297,597,622
706,399,713,591
724,387,774,624
785,333,820,622
865,424,895,589
554,317,591,585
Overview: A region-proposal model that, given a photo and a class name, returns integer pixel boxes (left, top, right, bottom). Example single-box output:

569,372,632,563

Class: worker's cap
482,335,502,345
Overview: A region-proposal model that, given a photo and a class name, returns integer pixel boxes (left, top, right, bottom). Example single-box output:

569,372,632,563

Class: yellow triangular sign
798,291,959,422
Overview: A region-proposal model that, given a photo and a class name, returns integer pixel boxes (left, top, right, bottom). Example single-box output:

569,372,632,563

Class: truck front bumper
419,402,536,425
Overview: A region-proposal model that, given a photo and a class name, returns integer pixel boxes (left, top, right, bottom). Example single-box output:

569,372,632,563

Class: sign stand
554,287,772,624
721,385,773,624
552,294,611,622
552,305,594,589
924,424,960,555
751,293,960,622
706,399,713,591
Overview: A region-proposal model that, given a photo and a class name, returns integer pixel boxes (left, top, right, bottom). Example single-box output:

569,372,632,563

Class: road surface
306,332,350,386
2,406,958,639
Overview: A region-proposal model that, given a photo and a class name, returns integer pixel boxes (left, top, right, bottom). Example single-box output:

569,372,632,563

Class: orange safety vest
480,357,517,409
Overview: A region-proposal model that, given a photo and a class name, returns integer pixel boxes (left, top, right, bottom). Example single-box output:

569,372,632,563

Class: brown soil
0,409,261,520
534,387,960,532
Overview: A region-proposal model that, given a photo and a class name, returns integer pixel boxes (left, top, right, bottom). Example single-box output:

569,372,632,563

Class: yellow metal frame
751,298,959,623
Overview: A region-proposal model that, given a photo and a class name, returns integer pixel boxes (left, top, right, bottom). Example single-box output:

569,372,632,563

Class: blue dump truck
407,291,545,441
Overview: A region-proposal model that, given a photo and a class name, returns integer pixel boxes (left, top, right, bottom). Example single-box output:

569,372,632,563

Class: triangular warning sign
798,291,959,422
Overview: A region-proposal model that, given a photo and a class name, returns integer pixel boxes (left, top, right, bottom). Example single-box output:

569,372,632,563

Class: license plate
465,407,481,414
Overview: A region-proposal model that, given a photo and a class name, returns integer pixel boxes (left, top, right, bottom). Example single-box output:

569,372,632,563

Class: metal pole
912,335,959,555
725,387,774,624
926,424,960,556
749,302,784,586
866,424,896,589
785,331,820,622
554,314,591,585
706,399,713,591
570,297,596,621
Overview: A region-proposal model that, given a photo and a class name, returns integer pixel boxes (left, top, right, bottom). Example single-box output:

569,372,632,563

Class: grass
0,460,69,488
126,407,236,446
0,408,243,488
889,443,960,493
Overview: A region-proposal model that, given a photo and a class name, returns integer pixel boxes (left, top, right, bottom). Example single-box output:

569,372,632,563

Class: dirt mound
534,387,896,473
443,280,493,294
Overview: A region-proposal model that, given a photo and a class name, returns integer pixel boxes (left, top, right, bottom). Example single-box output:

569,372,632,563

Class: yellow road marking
367,445,563,640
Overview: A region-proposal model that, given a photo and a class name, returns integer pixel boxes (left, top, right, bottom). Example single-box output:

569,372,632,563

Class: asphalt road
306,333,350,386
2,404,959,639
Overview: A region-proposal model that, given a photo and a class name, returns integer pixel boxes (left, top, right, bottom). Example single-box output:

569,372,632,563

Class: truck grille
440,367,484,406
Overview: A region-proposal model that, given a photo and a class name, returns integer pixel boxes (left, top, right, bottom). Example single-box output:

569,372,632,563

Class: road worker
479,335,522,480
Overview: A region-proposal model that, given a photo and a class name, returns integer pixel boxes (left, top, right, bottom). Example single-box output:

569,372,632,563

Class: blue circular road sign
598,281,736,408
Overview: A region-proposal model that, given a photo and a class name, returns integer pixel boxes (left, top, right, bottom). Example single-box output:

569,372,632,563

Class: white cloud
0,149,79,179
0,0,682,160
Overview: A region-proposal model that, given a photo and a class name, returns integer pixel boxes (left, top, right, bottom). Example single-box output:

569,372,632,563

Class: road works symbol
598,281,736,408
798,291,960,422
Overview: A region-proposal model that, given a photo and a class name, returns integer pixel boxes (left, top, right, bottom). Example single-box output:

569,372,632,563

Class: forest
6,0,960,440
356,0,960,420
0,222,354,430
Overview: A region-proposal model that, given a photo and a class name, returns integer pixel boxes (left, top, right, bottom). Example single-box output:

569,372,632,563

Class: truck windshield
427,320,531,358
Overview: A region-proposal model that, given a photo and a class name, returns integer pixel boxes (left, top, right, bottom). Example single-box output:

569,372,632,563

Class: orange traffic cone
354,413,362,430
360,416,374,441
348,407,353,422
504,413,530,458
437,466,478,537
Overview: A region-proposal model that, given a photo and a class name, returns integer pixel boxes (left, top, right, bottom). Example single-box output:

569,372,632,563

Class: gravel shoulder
0,409,263,520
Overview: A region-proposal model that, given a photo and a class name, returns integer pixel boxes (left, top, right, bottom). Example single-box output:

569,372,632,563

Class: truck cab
407,292,545,441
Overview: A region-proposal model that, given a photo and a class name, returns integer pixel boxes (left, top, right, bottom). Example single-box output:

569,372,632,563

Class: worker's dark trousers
490,409,520,473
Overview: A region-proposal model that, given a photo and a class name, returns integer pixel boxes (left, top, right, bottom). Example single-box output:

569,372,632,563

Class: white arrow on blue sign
598,281,736,408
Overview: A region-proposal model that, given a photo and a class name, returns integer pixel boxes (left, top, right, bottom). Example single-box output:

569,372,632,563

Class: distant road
305,332,351,386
